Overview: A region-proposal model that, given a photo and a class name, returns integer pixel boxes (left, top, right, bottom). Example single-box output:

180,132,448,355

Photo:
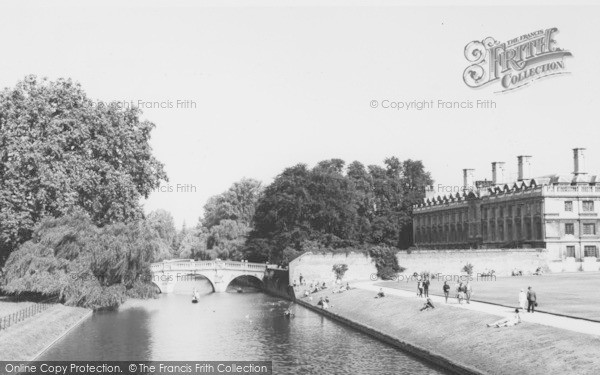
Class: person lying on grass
375,288,385,298
420,298,435,311
487,308,522,328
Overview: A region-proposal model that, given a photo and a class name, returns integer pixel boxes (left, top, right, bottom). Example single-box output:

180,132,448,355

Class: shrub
369,246,406,280
462,262,474,275
332,264,349,281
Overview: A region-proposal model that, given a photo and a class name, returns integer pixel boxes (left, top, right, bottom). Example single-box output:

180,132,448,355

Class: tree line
0,76,433,307
176,157,432,266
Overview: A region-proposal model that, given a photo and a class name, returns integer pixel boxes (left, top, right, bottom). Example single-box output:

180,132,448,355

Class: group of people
317,296,331,309
519,286,538,313
440,281,472,304
416,278,431,297
486,286,537,328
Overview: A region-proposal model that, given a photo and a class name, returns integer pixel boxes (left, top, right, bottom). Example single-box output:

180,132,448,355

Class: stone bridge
150,259,268,293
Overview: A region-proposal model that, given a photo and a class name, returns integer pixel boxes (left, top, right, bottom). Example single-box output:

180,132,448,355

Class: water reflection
40,282,446,374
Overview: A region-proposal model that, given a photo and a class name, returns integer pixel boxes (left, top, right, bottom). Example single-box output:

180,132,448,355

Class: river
39,282,447,374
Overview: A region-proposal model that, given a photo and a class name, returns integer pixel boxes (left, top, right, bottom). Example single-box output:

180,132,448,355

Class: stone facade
413,148,600,261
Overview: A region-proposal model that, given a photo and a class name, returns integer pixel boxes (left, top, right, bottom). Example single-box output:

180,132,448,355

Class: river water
40,283,446,374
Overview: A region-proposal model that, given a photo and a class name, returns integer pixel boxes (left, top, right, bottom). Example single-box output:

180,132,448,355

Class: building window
565,223,575,235
566,246,575,258
564,201,573,211
583,223,596,235
583,201,594,212
584,246,598,258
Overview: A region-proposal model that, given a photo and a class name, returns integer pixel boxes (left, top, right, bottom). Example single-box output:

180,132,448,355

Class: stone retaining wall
289,249,551,284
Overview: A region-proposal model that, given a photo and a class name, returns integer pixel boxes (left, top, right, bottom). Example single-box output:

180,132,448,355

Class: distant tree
202,178,262,228
0,76,167,265
176,226,209,260
206,220,250,260
146,209,177,260
184,178,263,261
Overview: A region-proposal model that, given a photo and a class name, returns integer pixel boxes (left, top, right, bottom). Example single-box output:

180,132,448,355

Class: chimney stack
492,162,506,185
463,169,475,192
573,148,587,175
517,155,532,181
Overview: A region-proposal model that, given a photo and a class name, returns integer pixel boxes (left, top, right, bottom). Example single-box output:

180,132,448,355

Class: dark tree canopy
246,158,432,263
0,76,167,264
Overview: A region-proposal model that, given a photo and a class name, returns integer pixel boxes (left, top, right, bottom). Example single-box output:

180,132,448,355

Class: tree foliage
1,211,162,309
246,158,432,263
0,76,167,264
332,263,349,281
146,209,177,261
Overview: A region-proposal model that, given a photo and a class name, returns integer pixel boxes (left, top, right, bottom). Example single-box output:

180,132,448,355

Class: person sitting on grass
420,298,435,311
487,309,522,328
375,288,385,298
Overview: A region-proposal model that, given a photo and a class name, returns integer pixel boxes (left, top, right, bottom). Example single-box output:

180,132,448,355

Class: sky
1,0,599,228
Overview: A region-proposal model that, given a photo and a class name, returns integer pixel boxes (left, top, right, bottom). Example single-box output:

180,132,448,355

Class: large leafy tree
1,211,162,309
0,76,167,264
246,157,432,263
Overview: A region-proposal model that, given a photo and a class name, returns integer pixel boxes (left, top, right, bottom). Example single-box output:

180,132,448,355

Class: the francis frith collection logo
463,28,572,92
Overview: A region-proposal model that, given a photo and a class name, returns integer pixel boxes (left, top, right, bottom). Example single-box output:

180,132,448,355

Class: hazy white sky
1,0,599,228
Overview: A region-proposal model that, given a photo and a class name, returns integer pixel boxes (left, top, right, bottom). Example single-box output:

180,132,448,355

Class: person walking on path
417,280,424,298
443,281,450,303
465,281,472,304
457,282,464,304
527,286,537,313
423,277,430,298
519,288,527,310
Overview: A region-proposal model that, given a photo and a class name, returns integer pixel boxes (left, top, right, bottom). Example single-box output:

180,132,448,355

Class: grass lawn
0,304,91,361
0,297,35,318
300,288,600,375
375,272,600,321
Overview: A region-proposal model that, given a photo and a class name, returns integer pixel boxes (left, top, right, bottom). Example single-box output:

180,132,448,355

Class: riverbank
0,302,91,361
297,287,600,375
375,272,600,321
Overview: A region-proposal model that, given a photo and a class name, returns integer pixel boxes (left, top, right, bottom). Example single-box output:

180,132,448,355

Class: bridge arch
225,274,264,292
171,273,217,294
150,260,267,293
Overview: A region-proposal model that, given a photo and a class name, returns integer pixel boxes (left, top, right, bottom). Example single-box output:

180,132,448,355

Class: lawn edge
295,299,487,375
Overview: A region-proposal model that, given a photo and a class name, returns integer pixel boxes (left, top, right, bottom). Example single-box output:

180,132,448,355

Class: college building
413,148,600,261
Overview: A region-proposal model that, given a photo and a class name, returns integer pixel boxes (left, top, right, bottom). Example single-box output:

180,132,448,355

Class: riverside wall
262,268,296,300
289,249,550,283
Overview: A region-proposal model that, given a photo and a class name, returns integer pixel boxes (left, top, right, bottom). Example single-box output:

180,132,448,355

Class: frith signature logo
463,28,572,92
